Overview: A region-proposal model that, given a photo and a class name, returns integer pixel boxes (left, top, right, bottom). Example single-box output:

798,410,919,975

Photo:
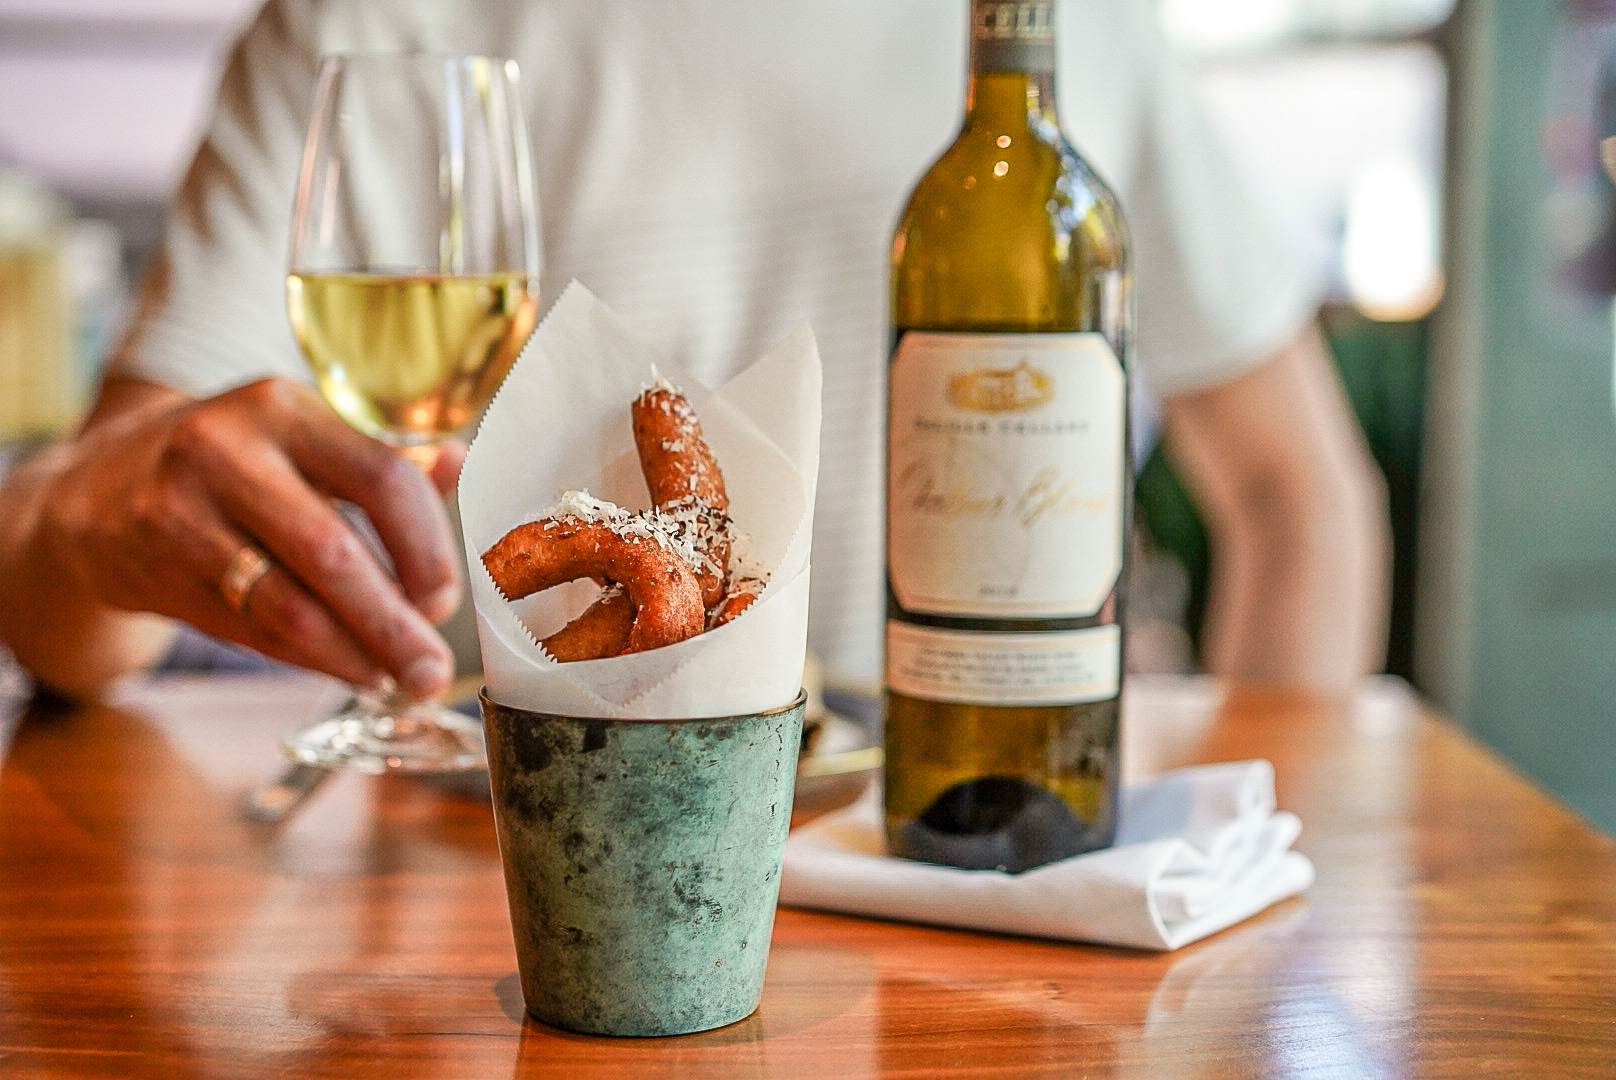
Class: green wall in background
1141,1,1616,838
1419,0,1616,836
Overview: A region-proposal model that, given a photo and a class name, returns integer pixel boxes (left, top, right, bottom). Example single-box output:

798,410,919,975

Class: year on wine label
886,622,1121,705
887,331,1125,618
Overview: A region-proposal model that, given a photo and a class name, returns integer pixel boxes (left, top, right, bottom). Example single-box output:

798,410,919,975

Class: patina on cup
480,688,806,1037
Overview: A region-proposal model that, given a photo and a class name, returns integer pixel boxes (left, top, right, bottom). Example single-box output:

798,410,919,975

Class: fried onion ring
483,517,705,655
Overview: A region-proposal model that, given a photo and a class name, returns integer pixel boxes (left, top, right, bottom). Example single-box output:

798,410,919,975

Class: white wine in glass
284,52,540,772
286,270,536,462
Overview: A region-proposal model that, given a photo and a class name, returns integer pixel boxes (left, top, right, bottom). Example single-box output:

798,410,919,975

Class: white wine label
886,621,1121,705
887,331,1125,618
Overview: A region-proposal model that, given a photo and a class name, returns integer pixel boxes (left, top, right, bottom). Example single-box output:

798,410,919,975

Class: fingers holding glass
204,534,388,690
275,395,464,625
118,501,393,692
204,464,456,700
153,379,458,697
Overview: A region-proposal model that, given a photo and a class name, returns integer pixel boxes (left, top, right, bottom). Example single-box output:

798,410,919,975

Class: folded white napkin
778,759,1313,951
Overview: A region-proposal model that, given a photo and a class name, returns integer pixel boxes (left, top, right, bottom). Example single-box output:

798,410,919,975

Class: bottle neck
965,0,1059,130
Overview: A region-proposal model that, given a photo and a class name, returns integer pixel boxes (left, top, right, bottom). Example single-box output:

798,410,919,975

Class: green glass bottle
884,0,1131,873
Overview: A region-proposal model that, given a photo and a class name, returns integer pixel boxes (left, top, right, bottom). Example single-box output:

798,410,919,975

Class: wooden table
1,667,1613,1078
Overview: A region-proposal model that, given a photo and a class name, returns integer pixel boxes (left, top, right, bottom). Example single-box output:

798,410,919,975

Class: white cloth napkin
778,759,1313,951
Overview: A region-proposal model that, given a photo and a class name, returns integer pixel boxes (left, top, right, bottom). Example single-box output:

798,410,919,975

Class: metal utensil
241,761,332,824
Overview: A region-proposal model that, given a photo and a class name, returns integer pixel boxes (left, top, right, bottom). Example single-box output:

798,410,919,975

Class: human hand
38,376,462,698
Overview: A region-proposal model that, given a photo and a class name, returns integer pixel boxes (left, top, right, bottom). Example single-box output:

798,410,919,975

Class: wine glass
283,52,540,772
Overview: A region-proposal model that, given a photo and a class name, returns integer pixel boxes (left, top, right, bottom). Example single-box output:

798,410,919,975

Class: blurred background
2,0,1613,836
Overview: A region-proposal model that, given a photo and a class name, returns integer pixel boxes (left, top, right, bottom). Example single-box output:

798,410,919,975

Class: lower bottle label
885,621,1121,706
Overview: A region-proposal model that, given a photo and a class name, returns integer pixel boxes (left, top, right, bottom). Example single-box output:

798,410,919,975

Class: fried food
482,511,705,655
540,587,634,662
485,379,767,662
707,581,760,629
631,384,729,513
632,384,731,609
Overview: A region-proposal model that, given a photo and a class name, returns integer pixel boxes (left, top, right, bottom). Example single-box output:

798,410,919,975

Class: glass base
284,695,486,774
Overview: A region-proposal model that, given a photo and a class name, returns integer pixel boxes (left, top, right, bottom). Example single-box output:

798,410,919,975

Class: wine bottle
884,0,1131,873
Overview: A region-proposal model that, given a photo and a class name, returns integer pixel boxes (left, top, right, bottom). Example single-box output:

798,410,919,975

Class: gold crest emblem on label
947,361,1054,414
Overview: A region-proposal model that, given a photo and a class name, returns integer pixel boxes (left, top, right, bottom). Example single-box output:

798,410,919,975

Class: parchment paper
458,281,822,718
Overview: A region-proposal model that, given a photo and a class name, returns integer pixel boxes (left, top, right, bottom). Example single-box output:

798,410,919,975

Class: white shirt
115,0,1320,681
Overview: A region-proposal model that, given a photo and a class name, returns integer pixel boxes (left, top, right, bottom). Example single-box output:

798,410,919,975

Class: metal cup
479,689,806,1036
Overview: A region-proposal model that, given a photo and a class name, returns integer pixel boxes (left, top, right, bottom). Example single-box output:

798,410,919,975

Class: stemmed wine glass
284,53,540,772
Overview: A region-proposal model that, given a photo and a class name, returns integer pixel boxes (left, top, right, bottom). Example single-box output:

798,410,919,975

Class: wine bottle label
886,621,1120,706
887,330,1125,618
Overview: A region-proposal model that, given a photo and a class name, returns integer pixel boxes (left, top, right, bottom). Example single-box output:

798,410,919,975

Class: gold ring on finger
220,543,273,614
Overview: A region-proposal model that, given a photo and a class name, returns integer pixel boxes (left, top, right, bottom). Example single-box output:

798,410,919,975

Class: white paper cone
459,281,822,718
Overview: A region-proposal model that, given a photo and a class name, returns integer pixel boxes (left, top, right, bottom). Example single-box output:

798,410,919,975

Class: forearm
1191,450,1388,691
0,442,176,699
1162,327,1392,693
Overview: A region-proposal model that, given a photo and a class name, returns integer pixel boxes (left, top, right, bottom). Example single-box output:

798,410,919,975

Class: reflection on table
1,667,1613,1077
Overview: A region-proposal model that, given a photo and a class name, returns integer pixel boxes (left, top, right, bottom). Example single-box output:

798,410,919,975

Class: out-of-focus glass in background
0,0,258,445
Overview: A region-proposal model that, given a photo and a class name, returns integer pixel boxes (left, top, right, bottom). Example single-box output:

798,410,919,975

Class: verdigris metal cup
479,688,806,1037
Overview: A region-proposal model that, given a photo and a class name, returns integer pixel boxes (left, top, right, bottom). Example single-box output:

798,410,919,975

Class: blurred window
1157,0,1454,321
